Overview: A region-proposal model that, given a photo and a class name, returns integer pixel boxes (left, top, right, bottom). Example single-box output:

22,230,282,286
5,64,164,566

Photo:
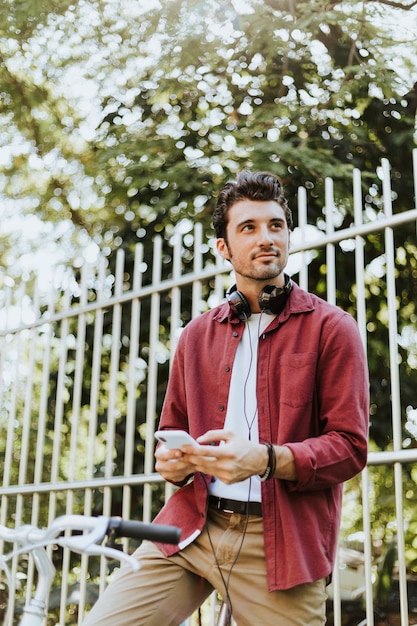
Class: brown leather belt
209,496,262,516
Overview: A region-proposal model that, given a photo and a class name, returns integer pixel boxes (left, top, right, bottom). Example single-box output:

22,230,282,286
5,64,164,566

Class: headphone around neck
226,274,293,320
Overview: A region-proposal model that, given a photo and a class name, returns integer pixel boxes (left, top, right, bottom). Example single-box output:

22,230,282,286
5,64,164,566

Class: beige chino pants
82,506,327,626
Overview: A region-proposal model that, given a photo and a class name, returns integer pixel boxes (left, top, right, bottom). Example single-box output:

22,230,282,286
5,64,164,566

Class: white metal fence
1,153,417,625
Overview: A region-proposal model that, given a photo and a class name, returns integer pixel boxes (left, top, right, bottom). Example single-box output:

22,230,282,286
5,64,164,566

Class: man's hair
212,170,293,240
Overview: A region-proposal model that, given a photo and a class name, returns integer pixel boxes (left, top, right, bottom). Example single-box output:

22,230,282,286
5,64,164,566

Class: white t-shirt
208,312,276,503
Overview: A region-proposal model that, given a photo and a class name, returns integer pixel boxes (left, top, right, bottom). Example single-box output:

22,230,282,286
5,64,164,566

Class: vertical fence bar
122,244,144,523
80,257,106,609
325,178,336,306
0,302,22,524
17,279,40,524
15,277,40,609
164,233,183,503
1,282,26,519
324,177,341,624
67,263,88,488
0,284,9,409
170,233,183,358
353,169,367,345
32,280,55,508
1,283,25,625
25,281,54,606
59,263,89,624
48,282,71,526
143,236,162,522
381,158,408,626
297,186,309,291
103,249,125,489
353,167,375,626
99,250,125,588
192,223,203,319
85,256,106,491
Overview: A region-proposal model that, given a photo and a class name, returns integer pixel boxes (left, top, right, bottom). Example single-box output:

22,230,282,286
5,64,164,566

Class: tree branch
366,0,417,8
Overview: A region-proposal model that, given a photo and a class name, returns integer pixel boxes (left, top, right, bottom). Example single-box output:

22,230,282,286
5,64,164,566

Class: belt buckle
215,498,234,514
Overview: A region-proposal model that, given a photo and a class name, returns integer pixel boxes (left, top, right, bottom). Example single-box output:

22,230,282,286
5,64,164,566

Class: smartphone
154,430,199,450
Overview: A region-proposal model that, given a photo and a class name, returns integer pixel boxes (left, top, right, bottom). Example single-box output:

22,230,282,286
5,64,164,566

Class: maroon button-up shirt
153,282,369,591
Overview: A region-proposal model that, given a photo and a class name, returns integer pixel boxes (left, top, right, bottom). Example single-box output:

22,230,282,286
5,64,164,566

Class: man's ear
216,238,230,261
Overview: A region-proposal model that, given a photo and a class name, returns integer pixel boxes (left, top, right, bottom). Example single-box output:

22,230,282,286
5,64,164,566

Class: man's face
216,199,290,286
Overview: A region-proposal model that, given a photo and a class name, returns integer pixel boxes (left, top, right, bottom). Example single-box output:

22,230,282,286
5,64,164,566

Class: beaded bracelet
259,442,276,481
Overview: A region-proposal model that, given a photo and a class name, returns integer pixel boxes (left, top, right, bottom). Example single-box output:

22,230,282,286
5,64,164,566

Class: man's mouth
254,252,278,260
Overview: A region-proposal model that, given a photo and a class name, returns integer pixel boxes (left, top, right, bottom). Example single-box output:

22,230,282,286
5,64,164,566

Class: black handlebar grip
109,517,181,544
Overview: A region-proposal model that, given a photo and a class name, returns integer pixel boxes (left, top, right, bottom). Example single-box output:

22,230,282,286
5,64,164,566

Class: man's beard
240,264,284,281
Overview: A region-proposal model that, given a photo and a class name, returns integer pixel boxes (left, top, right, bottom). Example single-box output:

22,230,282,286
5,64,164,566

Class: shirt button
225,366,230,372
218,405,225,411
232,331,239,337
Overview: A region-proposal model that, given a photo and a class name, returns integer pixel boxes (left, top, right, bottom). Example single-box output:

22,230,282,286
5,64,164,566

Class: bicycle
0,514,181,626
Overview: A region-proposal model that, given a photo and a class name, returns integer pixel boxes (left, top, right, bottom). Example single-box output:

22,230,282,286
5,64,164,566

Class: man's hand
189,430,268,483
155,429,262,484
154,444,197,484
155,429,297,483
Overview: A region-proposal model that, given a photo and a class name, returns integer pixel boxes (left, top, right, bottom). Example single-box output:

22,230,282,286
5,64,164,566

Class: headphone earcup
258,276,293,315
226,287,252,320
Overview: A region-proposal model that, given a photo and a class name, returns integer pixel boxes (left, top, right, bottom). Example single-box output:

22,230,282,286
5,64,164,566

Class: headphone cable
204,312,263,623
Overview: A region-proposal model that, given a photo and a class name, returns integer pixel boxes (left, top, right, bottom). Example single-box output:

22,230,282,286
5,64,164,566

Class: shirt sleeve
158,331,189,431
284,311,369,491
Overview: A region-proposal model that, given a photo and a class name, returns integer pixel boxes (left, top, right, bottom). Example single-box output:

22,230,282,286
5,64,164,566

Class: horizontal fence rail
0,152,417,625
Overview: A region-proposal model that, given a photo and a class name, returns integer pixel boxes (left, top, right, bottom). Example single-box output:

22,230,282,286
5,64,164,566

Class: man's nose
258,225,274,245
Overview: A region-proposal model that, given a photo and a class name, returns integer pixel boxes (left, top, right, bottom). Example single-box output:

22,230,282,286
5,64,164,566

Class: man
83,171,369,625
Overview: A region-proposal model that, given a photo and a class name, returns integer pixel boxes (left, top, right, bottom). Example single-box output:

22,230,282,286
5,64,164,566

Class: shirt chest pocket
275,352,318,408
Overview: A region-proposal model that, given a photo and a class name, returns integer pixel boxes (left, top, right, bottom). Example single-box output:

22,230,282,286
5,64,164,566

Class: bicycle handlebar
108,517,181,544
0,514,181,555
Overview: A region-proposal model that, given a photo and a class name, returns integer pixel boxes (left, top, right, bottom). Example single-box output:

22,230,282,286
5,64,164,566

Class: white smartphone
154,430,199,449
